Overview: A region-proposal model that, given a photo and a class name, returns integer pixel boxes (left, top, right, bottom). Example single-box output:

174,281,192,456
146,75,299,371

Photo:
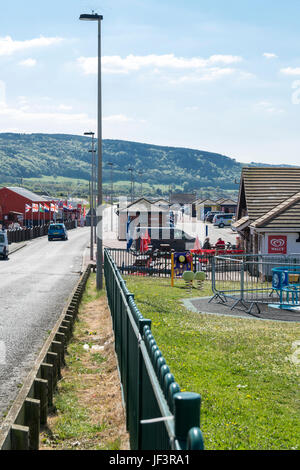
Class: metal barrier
210,253,300,313
104,248,204,450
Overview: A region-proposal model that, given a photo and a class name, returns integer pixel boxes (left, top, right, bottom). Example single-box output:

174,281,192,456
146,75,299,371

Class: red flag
140,236,149,253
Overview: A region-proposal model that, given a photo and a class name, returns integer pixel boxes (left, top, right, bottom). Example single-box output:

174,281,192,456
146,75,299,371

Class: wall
260,232,300,255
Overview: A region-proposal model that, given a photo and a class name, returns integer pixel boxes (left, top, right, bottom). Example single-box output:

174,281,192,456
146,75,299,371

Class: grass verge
125,276,300,450
40,273,129,450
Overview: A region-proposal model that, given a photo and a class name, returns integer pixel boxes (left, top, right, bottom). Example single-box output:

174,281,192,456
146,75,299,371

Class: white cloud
0,35,63,56
281,67,300,76
263,53,278,60
77,53,243,75
18,58,37,67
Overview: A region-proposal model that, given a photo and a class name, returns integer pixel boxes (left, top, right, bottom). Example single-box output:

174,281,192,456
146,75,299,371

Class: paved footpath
0,227,90,420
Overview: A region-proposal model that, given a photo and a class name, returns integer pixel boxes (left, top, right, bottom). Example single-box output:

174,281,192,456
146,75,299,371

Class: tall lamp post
84,131,95,260
80,12,103,289
107,162,114,231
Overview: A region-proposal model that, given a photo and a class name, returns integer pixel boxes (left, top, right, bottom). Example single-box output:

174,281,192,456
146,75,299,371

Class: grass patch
125,276,300,450
40,274,128,450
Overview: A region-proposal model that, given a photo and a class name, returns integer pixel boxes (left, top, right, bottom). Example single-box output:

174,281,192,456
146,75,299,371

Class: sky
1,0,300,165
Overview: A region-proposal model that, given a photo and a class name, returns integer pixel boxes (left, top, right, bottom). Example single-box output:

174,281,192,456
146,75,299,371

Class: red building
0,187,54,227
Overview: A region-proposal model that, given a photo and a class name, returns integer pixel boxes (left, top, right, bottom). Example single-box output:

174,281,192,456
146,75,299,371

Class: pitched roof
6,186,49,202
250,192,300,229
241,167,300,221
219,198,237,205
169,193,196,204
232,215,250,229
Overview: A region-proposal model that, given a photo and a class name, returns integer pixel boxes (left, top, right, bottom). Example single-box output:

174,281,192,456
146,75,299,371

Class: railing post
173,392,202,450
137,319,152,450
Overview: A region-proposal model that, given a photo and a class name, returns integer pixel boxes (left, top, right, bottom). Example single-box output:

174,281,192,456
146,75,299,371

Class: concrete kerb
0,263,92,450
8,243,27,255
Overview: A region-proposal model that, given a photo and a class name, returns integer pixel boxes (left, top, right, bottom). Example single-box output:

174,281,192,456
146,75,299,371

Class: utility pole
84,131,95,260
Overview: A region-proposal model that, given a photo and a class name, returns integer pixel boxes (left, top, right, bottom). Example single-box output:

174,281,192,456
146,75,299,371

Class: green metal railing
104,248,204,451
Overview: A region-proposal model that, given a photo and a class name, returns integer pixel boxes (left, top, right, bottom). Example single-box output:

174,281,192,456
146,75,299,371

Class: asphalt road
0,227,90,420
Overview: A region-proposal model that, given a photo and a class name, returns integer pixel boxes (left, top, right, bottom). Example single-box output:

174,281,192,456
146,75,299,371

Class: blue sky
1,0,300,165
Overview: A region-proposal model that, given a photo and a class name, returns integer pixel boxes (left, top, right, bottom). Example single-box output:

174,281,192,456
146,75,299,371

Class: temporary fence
104,248,204,450
210,253,300,313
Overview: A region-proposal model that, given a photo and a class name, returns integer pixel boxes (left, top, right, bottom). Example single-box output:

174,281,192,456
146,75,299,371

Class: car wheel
219,223,224,228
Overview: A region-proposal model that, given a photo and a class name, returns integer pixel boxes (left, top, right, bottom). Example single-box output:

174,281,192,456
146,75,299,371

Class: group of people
202,236,241,250
202,237,225,250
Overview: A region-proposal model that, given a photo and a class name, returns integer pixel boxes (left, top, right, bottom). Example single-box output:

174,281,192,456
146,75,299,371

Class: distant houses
117,197,170,240
195,197,237,221
0,186,81,228
233,167,300,255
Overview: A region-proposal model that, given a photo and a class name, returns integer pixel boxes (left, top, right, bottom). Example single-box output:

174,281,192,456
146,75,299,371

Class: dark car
132,226,196,252
48,223,68,241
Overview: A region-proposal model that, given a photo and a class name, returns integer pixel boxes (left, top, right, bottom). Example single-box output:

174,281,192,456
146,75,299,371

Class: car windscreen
49,225,63,230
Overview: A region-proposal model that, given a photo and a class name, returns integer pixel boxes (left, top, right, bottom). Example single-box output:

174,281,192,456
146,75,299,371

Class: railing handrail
104,248,205,451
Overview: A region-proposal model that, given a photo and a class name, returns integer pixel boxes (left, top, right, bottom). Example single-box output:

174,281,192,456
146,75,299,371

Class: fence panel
104,248,205,451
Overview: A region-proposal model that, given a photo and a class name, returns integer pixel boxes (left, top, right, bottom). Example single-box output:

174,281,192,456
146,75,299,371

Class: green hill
0,133,245,197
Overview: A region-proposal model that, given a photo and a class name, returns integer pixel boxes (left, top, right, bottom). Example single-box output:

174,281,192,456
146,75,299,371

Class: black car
132,226,196,252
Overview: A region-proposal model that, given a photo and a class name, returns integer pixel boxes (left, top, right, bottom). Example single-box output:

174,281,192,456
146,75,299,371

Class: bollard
46,352,58,388
34,378,48,425
11,424,29,450
24,398,40,450
51,341,63,380
41,363,53,407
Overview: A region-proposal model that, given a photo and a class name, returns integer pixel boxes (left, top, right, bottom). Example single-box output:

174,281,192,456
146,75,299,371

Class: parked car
205,211,222,223
213,213,235,228
48,223,68,241
132,226,196,252
0,230,9,259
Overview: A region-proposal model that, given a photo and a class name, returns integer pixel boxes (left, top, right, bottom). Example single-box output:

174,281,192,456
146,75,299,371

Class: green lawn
124,276,300,450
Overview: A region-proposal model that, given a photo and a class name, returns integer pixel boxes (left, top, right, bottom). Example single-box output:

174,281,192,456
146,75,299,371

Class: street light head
84,131,95,136
79,13,103,21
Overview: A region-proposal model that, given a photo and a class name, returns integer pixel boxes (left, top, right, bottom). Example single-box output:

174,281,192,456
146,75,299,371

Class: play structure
269,266,300,311
171,252,205,291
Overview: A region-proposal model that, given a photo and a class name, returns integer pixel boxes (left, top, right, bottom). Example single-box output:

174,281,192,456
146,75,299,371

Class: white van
0,230,9,259
213,213,235,228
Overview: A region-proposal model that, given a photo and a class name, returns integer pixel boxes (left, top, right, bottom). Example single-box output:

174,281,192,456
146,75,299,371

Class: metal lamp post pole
84,131,95,260
80,12,103,289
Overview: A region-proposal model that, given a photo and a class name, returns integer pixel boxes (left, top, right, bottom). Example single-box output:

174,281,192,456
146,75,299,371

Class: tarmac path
0,227,90,420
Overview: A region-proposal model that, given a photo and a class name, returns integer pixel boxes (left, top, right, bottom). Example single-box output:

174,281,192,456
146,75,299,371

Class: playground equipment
269,267,300,311
182,271,195,293
171,252,193,287
194,271,206,290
